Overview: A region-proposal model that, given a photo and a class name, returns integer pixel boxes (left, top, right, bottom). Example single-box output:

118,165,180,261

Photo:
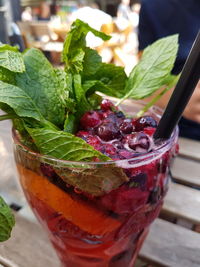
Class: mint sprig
0,20,180,235
0,196,15,242
116,34,179,106
0,19,179,164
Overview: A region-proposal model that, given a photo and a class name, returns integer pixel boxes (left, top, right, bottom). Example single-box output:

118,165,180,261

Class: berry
129,173,147,191
105,113,118,124
119,119,133,134
115,111,125,118
87,136,101,150
80,111,101,129
100,185,149,214
143,127,156,136
101,99,114,111
135,116,157,131
76,131,90,141
127,132,150,152
105,144,117,156
112,140,124,149
40,163,56,178
96,122,121,141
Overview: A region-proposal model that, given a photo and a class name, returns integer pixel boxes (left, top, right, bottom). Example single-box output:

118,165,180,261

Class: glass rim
12,125,179,167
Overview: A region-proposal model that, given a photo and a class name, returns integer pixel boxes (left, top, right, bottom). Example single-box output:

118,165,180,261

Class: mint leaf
56,166,129,197
26,126,109,161
82,48,102,76
0,196,15,242
88,93,102,108
16,48,66,127
64,113,77,133
62,19,110,74
119,35,179,103
73,74,91,117
54,68,76,112
0,66,16,84
83,63,128,98
0,80,44,121
0,43,18,52
0,44,25,73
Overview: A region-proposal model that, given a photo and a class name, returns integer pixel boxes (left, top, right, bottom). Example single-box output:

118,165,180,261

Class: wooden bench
0,132,200,266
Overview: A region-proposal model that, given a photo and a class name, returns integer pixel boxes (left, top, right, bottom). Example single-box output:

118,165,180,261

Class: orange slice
17,164,121,236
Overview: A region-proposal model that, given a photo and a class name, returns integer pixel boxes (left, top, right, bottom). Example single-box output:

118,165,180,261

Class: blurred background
0,0,199,215
0,0,141,73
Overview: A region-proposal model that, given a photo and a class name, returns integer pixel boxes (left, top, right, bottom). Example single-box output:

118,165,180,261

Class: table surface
0,116,200,267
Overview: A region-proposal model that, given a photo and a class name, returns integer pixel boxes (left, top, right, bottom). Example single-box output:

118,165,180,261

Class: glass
13,101,178,267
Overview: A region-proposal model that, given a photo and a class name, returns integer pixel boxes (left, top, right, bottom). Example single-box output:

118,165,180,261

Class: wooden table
139,138,200,267
0,127,200,266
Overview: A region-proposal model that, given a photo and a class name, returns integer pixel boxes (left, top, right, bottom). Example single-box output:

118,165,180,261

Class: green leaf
16,49,66,127
82,48,102,76
62,19,110,74
54,68,75,111
0,43,18,52
26,126,109,161
0,44,25,73
121,34,179,101
63,113,77,133
0,196,15,242
87,93,102,109
0,66,16,84
74,74,91,117
56,165,129,197
83,63,128,98
0,80,44,121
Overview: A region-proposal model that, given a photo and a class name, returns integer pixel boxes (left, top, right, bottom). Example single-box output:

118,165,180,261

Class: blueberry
129,173,147,190
115,111,125,118
96,122,121,141
135,116,157,131
105,113,118,123
128,132,150,152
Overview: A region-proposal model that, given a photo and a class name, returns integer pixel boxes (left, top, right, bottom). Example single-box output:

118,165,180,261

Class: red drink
13,102,178,266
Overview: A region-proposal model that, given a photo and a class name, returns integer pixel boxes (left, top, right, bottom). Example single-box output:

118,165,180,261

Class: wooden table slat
163,182,200,224
0,256,18,267
179,138,200,161
139,218,200,267
171,157,200,188
0,214,59,267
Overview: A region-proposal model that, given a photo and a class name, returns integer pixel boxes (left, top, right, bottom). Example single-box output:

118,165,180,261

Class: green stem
136,86,171,118
115,91,131,107
0,114,18,121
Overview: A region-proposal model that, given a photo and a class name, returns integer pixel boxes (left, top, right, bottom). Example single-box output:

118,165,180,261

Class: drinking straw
154,31,200,140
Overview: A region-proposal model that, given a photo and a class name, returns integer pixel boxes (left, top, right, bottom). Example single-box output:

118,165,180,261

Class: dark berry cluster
76,100,158,160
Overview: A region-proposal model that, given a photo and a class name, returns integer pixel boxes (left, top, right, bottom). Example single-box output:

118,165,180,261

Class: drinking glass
13,101,178,267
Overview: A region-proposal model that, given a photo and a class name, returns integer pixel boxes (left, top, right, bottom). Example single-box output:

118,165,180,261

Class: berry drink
13,100,178,267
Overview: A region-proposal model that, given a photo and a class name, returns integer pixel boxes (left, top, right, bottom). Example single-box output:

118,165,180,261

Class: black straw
154,31,200,140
